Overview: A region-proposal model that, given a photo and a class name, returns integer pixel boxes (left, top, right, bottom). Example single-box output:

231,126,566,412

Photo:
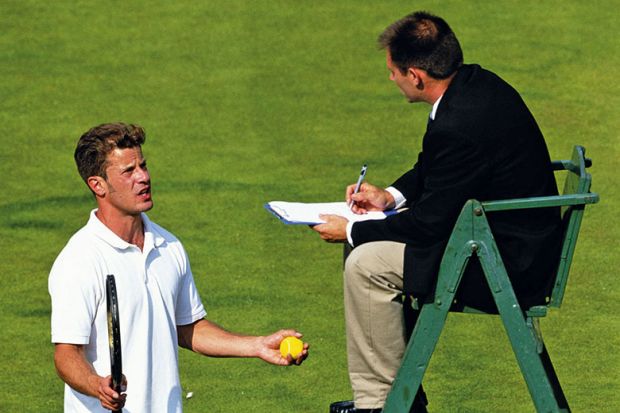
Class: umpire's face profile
386,52,422,103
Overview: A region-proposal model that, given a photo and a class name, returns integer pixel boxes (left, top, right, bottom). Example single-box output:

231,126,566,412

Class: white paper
265,201,396,225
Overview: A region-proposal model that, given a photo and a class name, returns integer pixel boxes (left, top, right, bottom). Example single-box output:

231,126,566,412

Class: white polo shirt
49,210,207,412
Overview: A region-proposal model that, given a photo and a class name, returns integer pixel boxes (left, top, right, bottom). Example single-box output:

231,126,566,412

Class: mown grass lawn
1,1,618,411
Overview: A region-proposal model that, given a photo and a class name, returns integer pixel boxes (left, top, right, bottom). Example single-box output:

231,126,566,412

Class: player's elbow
53,343,77,384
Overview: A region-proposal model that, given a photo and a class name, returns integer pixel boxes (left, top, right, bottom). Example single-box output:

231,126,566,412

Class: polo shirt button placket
142,254,149,284
138,246,149,284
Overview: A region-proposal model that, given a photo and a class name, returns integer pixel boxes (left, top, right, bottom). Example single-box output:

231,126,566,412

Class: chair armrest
481,193,599,212
551,157,592,171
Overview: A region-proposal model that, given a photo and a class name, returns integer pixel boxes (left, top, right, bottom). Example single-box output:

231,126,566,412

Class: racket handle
111,384,122,413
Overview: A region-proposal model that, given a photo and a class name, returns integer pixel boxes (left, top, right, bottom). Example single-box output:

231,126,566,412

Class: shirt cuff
386,186,407,209
51,334,90,345
346,221,355,247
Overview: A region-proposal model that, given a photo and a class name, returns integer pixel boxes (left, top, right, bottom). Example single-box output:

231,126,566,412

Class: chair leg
527,316,571,411
403,296,429,412
539,343,571,412
384,299,452,413
485,273,566,412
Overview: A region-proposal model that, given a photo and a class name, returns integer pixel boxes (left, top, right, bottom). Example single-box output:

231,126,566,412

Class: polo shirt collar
87,209,165,250
141,212,166,248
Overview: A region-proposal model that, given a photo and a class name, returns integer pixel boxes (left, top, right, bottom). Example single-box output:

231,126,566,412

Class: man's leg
344,241,407,410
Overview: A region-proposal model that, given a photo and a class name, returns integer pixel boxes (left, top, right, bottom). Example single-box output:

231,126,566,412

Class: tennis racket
106,274,123,413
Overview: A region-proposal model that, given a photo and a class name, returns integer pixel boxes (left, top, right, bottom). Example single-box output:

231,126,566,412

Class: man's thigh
344,241,406,290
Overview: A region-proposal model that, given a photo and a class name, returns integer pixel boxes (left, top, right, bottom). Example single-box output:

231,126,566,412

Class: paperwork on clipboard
265,201,396,225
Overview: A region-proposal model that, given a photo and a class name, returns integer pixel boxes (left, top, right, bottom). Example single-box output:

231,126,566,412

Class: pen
349,164,368,208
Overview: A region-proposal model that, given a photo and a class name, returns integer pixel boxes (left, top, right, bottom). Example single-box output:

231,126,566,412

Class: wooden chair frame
383,146,599,413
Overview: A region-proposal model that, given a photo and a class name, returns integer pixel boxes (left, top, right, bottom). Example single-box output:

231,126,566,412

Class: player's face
102,146,153,216
386,52,420,103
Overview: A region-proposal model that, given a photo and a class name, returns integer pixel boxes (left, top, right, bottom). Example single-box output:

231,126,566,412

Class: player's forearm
54,344,101,397
178,319,260,358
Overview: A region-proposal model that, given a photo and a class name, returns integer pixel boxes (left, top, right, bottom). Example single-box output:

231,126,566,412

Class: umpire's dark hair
378,11,463,79
74,122,146,184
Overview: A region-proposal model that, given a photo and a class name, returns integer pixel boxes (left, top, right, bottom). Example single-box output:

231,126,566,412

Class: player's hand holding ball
280,336,304,360
278,334,309,366
259,330,309,366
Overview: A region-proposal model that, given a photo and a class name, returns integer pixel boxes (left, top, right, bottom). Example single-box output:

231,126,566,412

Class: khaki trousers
344,241,407,409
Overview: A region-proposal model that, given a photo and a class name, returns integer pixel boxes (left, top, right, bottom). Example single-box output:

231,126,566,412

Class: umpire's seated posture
312,11,561,413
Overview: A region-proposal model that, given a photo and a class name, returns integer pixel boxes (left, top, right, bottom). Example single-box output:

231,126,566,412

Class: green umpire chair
384,145,599,413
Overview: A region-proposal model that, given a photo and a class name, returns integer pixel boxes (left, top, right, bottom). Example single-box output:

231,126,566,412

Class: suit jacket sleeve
351,131,489,247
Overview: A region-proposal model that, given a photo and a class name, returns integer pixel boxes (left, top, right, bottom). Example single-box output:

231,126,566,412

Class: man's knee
344,243,378,282
344,242,405,286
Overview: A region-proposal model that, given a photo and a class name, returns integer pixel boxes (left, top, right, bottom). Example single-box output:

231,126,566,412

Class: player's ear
87,176,107,197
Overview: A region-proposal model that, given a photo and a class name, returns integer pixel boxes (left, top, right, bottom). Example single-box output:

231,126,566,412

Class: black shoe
329,398,427,413
411,398,428,413
329,400,382,413
411,387,429,413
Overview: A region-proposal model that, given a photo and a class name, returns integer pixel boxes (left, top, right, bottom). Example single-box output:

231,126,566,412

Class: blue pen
349,164,368,208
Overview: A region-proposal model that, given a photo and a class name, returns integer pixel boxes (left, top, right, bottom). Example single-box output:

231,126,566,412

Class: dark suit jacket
351,64,562,311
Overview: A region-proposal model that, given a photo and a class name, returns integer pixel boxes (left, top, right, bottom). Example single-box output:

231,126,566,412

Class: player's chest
104,248,184,313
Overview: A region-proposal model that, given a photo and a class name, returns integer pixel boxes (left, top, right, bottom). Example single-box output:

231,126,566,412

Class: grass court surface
1,1,618,411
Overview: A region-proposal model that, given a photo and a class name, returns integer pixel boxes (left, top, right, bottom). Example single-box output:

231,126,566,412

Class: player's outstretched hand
258,329,309,366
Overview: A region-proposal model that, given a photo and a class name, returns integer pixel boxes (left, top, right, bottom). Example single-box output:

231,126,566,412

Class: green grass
1,1,618,411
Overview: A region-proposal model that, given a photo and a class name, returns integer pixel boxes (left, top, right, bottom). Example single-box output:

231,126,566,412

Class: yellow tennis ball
279,336,304,359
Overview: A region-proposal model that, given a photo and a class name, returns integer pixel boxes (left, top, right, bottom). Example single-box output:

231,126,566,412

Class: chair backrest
548,145,593,308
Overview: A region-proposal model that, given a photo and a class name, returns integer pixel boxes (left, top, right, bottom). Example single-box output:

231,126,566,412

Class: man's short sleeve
174,249,206,326
49,251,102,344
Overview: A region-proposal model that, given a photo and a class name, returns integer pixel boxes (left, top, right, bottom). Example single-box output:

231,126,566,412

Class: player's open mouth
138,187,151,199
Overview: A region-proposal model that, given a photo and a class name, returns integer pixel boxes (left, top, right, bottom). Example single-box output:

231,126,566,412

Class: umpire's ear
87,175,107,197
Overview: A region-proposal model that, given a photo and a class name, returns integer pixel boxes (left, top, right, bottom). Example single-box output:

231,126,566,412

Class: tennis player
49,122,309,412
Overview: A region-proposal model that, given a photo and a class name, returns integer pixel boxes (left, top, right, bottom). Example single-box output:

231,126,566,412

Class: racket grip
111,384,122,413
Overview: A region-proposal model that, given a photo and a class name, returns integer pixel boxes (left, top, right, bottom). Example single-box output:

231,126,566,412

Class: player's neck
95,208,145,250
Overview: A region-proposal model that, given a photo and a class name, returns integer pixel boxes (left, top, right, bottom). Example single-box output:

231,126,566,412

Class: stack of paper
265,201,396,225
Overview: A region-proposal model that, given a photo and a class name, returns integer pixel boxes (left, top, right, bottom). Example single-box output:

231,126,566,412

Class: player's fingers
265,349,291,366
102,396,125,411
116,393,127,408
99,376,115,396
294,347,309,365
285,353,294,364
102,376,124,400
277,329,302,339
98,388,117,410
